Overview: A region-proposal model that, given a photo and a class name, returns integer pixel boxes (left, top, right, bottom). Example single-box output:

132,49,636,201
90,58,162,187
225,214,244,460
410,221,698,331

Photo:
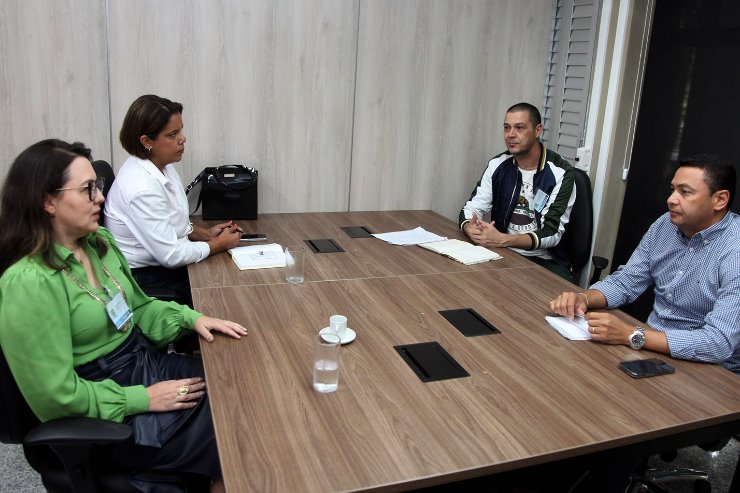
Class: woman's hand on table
194,316,248,342
190,221,242,242
207,221,243,238
206,226,241,253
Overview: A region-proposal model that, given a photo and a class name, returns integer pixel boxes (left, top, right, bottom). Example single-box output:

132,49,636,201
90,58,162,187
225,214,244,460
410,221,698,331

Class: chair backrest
92,160,115,226
0,347,40,444
550,167,594,278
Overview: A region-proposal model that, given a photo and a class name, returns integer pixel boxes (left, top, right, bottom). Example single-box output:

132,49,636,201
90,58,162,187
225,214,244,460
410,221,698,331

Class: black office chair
628,462,710,492
626,443,740,493
91,159,115,210
550,167,609,285
0,345,210,492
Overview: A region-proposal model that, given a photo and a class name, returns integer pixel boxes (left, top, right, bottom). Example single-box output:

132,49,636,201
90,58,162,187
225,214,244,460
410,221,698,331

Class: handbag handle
184,168,211,216
214,165,257,190
185,165,258,216
185,169,209,196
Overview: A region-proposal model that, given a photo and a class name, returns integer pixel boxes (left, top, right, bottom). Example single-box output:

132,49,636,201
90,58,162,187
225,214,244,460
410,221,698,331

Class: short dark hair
0,139,107,275
506,102,542,127
677,154,736,210
119,95,184,159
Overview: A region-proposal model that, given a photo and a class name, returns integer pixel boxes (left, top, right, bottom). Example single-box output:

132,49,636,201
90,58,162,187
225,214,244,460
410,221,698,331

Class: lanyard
62,263,132,332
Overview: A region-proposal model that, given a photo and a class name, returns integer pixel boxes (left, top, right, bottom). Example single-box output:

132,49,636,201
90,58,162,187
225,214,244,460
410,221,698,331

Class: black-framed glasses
56,177,105,202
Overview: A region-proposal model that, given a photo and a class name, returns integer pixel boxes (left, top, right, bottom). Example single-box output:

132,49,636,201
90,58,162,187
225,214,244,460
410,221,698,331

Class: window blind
542,0,600,163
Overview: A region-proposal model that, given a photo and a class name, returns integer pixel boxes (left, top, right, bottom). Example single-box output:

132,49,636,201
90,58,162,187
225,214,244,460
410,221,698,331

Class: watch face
630,332,646,349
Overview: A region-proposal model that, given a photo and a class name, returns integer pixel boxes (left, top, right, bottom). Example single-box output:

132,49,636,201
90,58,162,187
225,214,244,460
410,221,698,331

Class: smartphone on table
618,358,675,379
240,233,268,242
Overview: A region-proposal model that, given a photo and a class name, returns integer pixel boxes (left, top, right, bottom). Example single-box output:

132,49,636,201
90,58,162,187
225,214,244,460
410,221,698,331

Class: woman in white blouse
105,95,241,304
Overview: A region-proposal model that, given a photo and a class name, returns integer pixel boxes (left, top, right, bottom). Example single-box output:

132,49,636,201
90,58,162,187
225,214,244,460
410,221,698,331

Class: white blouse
104,155,210,269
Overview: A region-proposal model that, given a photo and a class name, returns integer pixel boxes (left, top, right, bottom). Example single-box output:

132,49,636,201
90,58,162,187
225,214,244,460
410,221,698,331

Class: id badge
533,189,550,213
106,291,133,332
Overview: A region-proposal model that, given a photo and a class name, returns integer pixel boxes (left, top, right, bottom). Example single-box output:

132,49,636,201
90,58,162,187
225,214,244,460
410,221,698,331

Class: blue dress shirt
592,211,740,373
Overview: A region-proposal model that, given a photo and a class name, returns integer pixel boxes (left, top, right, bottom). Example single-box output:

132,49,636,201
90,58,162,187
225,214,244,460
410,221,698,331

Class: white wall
351,0,550,220
0,0,552,220
0,1,111,164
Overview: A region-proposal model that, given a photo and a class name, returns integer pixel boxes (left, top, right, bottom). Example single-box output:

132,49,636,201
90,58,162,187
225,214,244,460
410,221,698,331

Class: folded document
228,243,286,270
418,239,502,265
544,315,592,340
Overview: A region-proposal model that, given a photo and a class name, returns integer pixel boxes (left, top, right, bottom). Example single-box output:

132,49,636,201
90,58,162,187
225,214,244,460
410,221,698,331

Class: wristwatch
629,326,646,350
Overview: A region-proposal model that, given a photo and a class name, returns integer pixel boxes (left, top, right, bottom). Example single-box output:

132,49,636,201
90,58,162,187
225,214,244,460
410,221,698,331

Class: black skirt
75,330,221,486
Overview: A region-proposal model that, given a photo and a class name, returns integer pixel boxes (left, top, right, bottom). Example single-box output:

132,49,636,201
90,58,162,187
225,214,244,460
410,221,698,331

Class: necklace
62,264,132,332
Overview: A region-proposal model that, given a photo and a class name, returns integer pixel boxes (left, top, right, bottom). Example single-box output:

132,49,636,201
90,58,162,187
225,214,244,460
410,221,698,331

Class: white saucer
319,327,356,345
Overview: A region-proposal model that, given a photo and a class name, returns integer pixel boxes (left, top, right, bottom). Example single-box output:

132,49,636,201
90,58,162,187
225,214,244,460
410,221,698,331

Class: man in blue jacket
459,102,576,279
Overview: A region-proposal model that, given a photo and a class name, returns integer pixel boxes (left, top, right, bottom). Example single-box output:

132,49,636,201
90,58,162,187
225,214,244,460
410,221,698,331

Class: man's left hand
585,311,631,345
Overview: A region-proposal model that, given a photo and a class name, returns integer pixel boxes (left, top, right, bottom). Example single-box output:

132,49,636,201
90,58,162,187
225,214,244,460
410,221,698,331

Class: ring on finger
177,385,190,395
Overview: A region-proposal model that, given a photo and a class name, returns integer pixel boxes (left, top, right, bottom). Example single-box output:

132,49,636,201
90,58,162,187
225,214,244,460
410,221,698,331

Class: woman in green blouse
0,139,246,492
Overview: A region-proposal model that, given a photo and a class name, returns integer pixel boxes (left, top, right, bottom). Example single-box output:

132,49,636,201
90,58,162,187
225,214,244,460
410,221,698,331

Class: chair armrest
592,256,608,271
589,255,610,285
24,417,132,493
143,287,188,304
24,417,131,446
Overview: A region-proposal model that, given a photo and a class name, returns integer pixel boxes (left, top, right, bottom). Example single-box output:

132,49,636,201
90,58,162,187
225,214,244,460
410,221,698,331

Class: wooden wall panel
107,0,358,214
1,1,556,219
0,0,110,179
350,0,551,221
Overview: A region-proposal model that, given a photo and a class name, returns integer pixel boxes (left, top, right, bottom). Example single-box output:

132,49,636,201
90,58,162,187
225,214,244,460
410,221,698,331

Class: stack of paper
372,227,447,246
228,243,286,270
417,239,502,265
544,315,591,340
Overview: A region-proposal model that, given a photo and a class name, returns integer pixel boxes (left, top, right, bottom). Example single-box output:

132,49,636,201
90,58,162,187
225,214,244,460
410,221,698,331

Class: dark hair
0,139,107,275
506,102,542,127
119,95,184,159
677,154,736,210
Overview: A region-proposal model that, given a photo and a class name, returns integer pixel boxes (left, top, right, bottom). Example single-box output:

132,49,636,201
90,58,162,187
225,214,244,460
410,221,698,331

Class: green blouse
0,228,202,423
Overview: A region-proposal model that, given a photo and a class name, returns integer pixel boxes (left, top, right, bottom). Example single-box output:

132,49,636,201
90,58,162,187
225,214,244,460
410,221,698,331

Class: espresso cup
329,315,347,339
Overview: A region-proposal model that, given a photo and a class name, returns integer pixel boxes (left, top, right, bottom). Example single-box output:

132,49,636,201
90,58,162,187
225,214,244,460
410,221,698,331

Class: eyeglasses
56,177,105,202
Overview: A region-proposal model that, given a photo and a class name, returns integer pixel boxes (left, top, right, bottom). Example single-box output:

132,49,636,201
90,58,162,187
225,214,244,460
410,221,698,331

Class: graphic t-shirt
507,169,537,235
507,168,551,259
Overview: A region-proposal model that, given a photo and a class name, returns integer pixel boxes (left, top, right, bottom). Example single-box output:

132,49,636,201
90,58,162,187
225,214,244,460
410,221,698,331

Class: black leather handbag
186,165,258,220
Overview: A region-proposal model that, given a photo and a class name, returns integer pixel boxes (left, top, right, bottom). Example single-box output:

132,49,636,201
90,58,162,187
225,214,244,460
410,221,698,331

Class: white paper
228,243,286,270
372,227,447,246
545,315,592,341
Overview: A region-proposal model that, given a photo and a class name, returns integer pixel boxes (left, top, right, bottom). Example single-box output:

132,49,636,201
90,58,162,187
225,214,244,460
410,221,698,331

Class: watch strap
629,326,646,350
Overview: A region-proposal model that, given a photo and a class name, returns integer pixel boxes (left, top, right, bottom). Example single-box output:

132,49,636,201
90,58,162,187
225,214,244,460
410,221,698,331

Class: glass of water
313,332,340,393
285,246,305,284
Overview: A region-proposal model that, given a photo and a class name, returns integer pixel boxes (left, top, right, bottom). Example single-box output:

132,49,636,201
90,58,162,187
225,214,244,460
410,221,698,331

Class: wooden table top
188,210,533,288
193,264,740,492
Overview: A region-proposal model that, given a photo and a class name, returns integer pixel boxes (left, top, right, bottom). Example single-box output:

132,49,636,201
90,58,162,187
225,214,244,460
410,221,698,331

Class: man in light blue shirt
550,155,739,373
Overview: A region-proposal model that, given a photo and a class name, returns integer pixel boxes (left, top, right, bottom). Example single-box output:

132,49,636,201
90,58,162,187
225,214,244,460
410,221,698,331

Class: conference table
189,211,740,492
187,210,535,289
